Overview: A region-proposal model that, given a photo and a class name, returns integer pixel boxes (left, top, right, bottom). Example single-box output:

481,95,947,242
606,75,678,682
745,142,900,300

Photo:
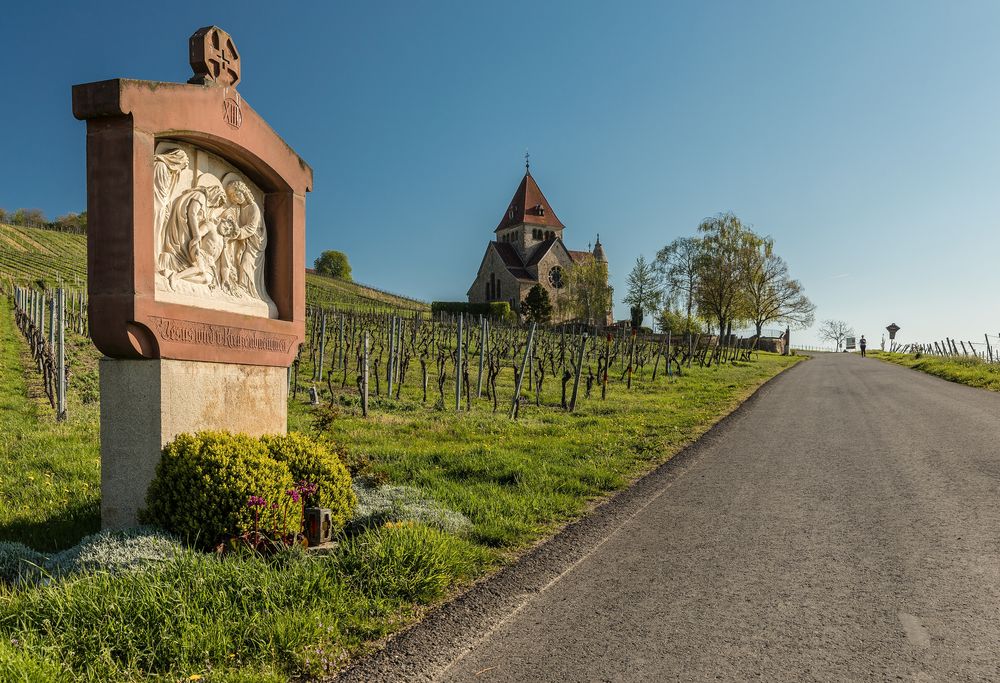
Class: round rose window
548,266,564,289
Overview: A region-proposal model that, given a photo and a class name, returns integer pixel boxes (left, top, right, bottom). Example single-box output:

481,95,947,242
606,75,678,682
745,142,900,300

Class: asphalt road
338,353,1000,682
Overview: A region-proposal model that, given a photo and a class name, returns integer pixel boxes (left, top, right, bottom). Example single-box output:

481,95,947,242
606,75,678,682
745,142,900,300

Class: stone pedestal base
100,358,288,529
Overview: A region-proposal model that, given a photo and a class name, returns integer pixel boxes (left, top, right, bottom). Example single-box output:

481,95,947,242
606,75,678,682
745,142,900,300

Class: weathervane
525,149,530,172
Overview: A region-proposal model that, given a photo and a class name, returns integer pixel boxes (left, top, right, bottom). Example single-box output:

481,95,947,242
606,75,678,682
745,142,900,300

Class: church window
547,265,564,289
497,280,502,297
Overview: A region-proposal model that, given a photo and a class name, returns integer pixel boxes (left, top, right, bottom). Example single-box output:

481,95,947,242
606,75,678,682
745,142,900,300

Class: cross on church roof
525,149,530,172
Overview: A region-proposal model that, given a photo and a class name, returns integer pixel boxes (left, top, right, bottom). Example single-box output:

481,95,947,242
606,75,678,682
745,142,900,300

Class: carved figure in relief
153,141,276,317
223,179,266,297
159,185,227,286
152,149,189,262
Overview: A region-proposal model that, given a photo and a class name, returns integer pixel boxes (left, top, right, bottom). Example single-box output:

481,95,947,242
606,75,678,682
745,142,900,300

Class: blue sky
2,1,998,348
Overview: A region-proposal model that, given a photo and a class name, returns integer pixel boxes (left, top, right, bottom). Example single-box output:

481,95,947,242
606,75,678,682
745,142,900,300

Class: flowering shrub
240,481,319,551
140,431,297,548
261,433,356,531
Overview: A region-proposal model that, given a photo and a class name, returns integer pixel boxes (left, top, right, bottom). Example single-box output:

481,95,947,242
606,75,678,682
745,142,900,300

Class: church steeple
495,168,565,234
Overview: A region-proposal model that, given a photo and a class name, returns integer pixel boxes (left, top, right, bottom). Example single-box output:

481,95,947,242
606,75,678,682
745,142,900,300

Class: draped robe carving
152,141,277,318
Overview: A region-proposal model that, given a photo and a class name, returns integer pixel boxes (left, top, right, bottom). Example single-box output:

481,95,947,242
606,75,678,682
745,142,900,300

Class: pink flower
296,481,319,497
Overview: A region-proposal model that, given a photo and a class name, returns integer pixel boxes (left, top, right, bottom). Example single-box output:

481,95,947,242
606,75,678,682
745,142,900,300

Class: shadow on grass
0,499,100,553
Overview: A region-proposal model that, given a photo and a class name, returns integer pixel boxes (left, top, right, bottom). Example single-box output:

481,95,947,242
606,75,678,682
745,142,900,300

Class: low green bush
262,433,357,531
45,527,185,577
430,301,512,319
140,432,296,547
352,482,472,535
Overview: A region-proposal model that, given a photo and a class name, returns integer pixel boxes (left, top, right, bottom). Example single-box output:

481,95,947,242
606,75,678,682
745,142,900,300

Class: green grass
0,525,487,681
0,291,802,679
0,224,87,289
305,272,428,312
870,350,1000,391
0,300,100,552
291,351,800,552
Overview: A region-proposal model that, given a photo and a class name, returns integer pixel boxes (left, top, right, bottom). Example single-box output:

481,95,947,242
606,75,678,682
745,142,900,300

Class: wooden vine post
569,332,588,412
510,322,536,419
361,330,369,417
456,313,463,411
476,315,486,398
56,288,67,422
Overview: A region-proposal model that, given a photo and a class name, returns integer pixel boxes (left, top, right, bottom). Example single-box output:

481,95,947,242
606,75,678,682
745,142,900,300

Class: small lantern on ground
305,507,334,546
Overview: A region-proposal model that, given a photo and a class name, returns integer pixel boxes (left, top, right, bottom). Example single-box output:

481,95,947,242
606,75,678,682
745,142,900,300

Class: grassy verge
0,300,100,551
869,350,1000,392
0,301,801,679
290,353,800,552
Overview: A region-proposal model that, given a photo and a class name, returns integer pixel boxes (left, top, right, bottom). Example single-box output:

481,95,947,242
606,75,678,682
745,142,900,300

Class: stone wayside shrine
73,27,312,528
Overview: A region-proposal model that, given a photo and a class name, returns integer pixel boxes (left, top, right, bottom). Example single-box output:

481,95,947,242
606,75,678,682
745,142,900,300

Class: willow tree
694,212,760,336
564,259,613,327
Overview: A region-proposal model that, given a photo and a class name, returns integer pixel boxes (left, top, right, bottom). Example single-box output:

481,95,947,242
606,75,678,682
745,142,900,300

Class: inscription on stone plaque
152,140,277,318
150,317,294,353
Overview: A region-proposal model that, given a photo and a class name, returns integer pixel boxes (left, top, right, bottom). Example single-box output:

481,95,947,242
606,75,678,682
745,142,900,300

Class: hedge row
430,301,513,318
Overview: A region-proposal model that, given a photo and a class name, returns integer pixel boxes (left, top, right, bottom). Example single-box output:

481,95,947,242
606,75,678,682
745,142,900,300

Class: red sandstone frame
72,78,311,367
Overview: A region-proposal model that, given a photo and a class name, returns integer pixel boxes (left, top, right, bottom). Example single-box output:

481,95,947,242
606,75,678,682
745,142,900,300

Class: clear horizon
1,1,998,349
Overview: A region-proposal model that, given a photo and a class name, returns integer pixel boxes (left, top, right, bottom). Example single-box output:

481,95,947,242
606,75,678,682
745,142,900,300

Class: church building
467,165,608,322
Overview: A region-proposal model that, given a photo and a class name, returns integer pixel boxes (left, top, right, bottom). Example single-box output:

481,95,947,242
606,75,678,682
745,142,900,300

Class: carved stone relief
153,140,277,318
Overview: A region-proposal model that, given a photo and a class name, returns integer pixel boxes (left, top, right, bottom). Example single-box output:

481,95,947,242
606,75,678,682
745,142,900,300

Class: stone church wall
468,247,525,311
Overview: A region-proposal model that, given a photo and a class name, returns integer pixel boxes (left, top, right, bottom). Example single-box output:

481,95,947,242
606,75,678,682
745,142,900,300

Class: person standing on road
859,335,867,357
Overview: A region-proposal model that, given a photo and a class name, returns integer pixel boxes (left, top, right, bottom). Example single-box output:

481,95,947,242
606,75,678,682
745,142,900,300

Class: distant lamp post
886,323,901,352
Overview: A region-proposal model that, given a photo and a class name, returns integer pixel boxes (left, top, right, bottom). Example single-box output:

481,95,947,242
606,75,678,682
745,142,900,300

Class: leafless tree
655,236,701,333
744,238,815,337
818,319,854,351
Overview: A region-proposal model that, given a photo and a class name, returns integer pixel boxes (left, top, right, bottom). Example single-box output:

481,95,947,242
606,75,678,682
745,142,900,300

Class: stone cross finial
189,26,241,87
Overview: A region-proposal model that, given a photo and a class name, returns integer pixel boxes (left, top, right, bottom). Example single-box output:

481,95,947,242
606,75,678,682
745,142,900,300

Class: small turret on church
467,163,609,323
593,234,607,263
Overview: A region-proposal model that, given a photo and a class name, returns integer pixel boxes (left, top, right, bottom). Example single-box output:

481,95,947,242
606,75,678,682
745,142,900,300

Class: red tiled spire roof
495,171,565,232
